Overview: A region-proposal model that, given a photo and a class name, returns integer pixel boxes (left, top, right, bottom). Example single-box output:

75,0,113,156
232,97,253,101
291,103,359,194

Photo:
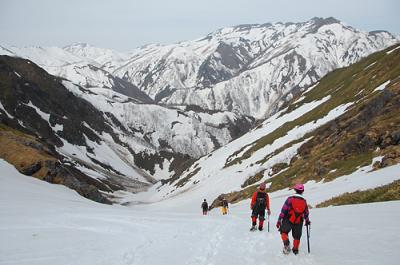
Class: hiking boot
258,226,263,231
283,245,291,254
283,240,291,254
292,248,299,255
250,225,257,231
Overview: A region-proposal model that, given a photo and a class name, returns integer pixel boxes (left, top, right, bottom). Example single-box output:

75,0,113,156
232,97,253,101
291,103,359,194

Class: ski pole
306,224,311,254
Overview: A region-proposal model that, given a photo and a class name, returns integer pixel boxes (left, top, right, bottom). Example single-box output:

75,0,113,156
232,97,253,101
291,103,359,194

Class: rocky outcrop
0,125,111,203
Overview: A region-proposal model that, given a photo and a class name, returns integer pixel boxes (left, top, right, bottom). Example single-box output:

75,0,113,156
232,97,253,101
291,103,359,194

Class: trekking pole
306,224,311,254
267,214,270,232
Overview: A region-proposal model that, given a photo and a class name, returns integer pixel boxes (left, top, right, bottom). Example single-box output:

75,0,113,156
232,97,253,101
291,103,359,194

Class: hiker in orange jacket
250,183,271,231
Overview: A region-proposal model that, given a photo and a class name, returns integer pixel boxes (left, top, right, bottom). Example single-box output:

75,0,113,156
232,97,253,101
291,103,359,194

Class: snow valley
1,16,400,265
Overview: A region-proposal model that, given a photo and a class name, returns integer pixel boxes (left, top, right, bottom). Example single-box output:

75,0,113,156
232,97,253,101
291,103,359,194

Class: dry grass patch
316,179,400,207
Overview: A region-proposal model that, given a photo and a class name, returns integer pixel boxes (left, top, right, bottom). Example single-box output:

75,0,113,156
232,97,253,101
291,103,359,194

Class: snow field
1,159,400,265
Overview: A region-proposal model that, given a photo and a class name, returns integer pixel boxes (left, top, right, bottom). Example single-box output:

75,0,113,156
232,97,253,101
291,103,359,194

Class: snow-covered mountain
107,17,399,118
2,17,398,120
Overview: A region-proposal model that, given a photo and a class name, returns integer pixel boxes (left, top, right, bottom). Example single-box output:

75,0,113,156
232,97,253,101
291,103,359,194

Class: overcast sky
0,0,399,51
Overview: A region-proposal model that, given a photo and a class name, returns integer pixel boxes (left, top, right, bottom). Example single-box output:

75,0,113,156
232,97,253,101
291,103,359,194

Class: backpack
202,202,208,210
254,192,266,211
288,196,307,224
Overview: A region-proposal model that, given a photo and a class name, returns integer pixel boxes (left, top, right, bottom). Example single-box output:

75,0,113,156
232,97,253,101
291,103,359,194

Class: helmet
294,183,304,192
259,183,266,190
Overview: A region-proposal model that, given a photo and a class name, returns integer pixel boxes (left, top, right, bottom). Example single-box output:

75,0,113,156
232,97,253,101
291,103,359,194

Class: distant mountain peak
310,16,341,25
63,42,92,49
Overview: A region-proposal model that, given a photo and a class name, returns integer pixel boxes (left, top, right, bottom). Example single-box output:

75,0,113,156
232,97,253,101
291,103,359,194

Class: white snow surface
386,45,400,54
0,101,14,118
1,158,400,265
373,80,391,92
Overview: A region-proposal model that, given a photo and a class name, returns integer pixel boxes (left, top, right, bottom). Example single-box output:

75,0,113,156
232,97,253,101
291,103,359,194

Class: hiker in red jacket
276,183,311,255
250,183,271,231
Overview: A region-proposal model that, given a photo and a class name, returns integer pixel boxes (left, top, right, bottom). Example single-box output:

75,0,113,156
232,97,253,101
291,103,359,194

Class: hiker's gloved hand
276,221,281,229
305,220,311,226
267,209,271,216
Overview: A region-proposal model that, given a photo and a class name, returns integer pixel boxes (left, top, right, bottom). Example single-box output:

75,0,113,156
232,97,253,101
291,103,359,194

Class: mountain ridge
2,17,398,120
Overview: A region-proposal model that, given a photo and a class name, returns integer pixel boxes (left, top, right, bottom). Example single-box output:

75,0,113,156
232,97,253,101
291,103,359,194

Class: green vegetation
316,179,400,207
325,152,374,181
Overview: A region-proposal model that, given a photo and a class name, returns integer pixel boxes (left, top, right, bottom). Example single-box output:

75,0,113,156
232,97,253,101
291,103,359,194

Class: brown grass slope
316,179,400,207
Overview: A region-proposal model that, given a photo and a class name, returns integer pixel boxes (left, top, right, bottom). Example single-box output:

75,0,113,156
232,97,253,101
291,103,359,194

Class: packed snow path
1,160,400,265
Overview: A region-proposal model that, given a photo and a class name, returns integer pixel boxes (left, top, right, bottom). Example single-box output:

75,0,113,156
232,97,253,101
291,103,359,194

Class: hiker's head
259,183,266,191
294,183,304,194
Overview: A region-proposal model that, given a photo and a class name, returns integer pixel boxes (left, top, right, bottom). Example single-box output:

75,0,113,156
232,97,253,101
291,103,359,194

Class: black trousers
251,207,266,221
280,218,303,240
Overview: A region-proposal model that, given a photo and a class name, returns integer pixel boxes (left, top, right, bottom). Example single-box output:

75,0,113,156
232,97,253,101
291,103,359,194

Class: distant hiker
221,198,229,215
250,183,271,231
276,183,311,255
201,199,209,215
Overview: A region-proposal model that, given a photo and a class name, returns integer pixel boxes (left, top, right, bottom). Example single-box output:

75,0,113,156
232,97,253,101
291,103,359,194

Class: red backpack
288,196,307,224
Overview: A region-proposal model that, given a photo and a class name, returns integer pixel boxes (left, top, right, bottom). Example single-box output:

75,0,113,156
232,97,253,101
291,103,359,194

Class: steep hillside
0,56,153,201
138,44,400,208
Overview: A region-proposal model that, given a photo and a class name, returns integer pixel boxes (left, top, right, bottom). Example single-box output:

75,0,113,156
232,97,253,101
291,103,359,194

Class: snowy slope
121,108,400,209
128,96,345,203
1,158,399,265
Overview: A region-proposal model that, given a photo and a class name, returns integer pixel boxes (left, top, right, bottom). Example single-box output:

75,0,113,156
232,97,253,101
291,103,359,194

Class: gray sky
0,0,399,51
